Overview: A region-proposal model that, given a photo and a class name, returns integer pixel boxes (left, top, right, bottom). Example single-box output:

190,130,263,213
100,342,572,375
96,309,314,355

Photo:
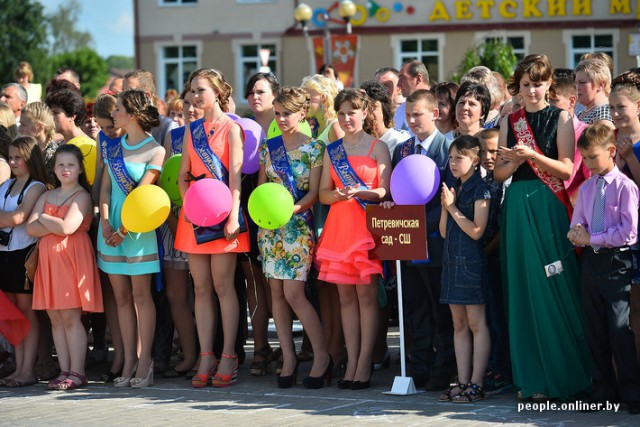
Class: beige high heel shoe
131,360,154,389
114,362,138,388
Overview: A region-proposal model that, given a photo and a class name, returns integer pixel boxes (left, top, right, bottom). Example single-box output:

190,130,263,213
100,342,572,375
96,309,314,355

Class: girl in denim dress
438,135,491,403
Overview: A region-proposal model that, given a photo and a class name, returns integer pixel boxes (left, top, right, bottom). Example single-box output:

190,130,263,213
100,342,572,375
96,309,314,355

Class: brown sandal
438,382,466,402
452,383,485,403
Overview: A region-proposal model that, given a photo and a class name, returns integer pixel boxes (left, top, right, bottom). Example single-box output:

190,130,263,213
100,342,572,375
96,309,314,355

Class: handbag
193,207,247,245
23,242,39,290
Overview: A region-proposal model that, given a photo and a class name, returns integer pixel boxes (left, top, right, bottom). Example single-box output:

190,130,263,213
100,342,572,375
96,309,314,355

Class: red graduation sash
509,108,573,219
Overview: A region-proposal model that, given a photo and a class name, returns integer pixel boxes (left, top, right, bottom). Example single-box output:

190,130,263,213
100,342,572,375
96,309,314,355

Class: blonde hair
188,68,233,113
0,102,17,129
94,93,117,120
22,102,55,142
274,87,310,117
575,59,612,96
462,66,503,110
301,74,339,120
14,61,34,81
580,52,614,76
168,97,183,113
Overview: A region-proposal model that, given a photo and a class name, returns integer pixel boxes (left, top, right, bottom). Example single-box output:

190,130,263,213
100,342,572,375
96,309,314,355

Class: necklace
343,133,366,151
207,113,225,138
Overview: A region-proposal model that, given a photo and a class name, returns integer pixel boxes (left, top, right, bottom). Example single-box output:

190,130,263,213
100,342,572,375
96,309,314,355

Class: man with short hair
54,67,81,89
374,67,405,107
395,60,431,132
1,83,28,124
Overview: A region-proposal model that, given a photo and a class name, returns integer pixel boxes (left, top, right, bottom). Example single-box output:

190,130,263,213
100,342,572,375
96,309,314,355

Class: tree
0,0,49,84
106,55,135,71
50,48,110,100
47,0,94,55
451,39,518,82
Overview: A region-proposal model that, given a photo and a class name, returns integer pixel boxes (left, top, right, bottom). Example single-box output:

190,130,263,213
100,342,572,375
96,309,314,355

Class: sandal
212,354,238,388
47,371,69,390
56,372,88,391
250,345,273,377
438,382,466,402
191,352,218,388
452,383,485,403
6,378,38,388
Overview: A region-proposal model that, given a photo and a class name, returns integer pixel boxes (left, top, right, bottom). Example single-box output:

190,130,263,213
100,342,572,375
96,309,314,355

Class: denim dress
440,171,491,305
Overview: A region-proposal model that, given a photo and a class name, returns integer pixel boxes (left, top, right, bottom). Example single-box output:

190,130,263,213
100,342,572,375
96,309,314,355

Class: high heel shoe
337,379,352,389
250,345,274,377
114,362,138,388
131,360,154,388
212,354,238,388
191,352,218,388
303,356,333,389
350,379,371,390
373,349,391,371
277,360,299,389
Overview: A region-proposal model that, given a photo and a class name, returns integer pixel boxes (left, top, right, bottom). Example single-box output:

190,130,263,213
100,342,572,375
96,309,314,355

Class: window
159,0,197,6
233,41,280,104
563,29,619,70
475,31,530,62
392,34,445,82
157,44,199,97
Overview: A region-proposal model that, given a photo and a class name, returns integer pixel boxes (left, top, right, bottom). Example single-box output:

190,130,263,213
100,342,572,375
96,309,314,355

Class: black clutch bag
193,207,247,245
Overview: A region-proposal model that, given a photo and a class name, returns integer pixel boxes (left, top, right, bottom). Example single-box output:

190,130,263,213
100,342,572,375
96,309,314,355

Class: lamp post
294,1,356,66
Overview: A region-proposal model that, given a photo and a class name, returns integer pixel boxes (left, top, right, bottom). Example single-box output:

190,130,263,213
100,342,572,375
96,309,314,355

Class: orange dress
315,143,383,285
174,116,250,254
32,196,103,312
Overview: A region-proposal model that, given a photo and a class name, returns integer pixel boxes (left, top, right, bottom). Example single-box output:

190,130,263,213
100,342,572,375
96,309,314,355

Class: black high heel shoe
350,379,371,390
303,356,333,389
337,379,352,389
277,361,299,389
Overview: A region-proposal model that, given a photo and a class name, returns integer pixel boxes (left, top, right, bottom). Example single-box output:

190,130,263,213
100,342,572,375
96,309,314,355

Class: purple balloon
390,154,440,205
236,118,264,174
226,113,240,121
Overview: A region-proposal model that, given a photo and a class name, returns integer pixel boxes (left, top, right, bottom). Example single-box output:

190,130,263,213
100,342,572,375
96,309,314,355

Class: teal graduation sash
326,139,371,211
266,136,315,231
100,133,136,195
189,118,228,183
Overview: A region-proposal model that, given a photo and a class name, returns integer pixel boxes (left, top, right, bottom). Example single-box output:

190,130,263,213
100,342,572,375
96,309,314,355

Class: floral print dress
257,138,324,281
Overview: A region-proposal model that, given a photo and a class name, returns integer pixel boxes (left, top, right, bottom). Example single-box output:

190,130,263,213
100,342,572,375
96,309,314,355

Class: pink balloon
391,154,440,205
183,179,232,226
226,113,240,121
236,118,264,174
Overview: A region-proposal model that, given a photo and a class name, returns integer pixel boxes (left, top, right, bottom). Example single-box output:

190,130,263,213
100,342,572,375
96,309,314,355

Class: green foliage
451,39,518,82
50,48,109,100
106,55,135,70
47,0,93,55
0,0,49,84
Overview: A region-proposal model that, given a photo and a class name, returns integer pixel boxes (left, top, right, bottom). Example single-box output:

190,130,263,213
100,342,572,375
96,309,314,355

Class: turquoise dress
97,160,162,276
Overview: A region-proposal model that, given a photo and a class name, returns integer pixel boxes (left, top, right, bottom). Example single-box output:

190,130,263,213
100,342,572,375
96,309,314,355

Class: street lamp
294,1,356,66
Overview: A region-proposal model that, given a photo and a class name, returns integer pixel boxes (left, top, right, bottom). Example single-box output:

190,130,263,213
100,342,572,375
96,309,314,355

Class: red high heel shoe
212,354,238,388
191,352,218,388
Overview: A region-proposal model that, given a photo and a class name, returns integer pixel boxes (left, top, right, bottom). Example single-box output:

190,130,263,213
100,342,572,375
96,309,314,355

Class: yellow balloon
121,185,170,233
69,138,97,185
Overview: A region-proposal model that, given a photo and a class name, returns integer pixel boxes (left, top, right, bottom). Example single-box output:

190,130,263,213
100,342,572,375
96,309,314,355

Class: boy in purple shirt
568,123,640,413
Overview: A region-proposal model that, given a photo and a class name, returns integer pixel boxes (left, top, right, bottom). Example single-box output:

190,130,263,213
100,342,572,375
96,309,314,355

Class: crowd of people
1,52,640,413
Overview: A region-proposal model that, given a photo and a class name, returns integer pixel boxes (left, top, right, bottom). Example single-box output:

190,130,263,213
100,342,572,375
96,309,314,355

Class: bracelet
116,227,128,239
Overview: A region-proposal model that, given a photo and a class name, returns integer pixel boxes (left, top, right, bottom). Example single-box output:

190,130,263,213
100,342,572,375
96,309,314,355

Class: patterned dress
257,138,324,281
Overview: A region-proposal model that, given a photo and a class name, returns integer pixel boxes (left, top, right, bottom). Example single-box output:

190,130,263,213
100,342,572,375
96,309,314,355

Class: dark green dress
501,106,590,399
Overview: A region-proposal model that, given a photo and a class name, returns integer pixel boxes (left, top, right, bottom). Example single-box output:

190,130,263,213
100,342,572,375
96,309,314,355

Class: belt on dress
588,246,630,254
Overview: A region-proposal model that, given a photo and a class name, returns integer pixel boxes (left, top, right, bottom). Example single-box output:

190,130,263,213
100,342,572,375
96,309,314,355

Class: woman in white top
0,136,48,387
361,80,410,156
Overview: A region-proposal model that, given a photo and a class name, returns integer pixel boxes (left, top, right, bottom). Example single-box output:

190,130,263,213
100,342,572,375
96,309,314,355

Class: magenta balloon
236,118,264,174
390,154,440,205
183,178,232,226
226,113,240,121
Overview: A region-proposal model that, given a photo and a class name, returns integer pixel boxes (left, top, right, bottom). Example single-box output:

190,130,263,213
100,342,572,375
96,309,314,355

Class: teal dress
97,159,162,276
501,106,590,400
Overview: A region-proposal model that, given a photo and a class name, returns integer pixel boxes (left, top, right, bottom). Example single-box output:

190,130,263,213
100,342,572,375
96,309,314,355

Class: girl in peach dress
28,144,103,390
316,89,391,389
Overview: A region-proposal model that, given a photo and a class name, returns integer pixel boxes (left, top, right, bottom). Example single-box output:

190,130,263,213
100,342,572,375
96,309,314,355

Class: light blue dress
97,160,162,276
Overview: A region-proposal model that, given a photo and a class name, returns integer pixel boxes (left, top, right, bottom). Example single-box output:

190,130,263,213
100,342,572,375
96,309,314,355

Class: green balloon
248,183,294,230
267,119,312,139
160,154,183,206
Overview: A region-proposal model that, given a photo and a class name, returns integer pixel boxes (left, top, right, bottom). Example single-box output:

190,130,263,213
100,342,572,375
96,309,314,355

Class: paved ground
1,338,636,427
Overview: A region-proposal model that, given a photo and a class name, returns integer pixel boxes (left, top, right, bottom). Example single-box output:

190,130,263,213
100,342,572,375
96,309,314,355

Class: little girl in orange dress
28,144,103,391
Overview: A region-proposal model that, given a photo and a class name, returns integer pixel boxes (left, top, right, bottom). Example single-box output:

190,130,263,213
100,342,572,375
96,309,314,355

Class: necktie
591,176,606,247
415,143,425,155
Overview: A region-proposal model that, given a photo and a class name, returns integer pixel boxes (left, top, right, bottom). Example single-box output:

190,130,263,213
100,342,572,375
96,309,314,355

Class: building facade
135,0,640,111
